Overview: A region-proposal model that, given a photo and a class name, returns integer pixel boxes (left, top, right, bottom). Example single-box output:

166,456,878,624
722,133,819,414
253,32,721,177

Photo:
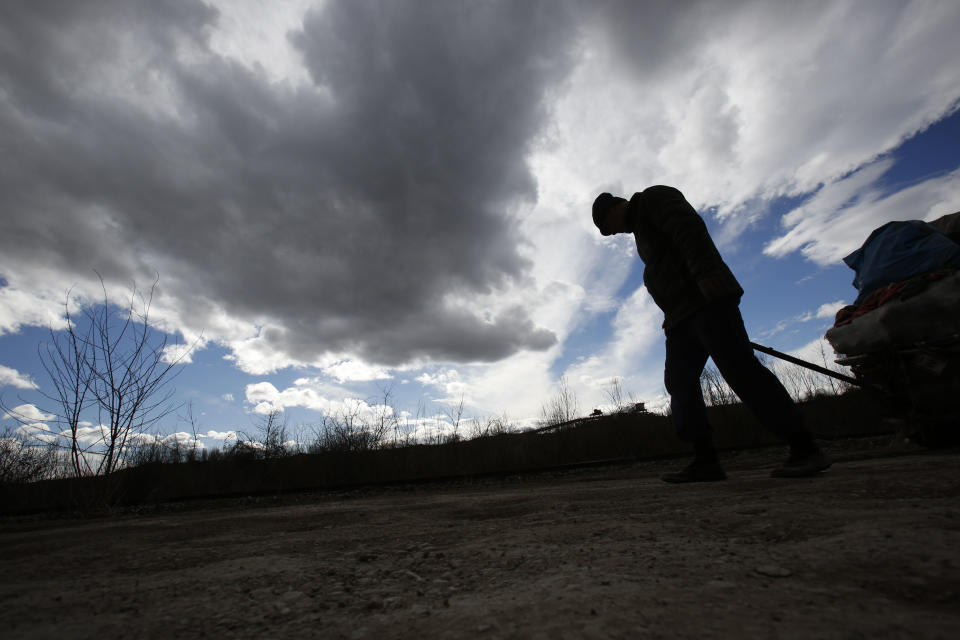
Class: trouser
664,299,806,444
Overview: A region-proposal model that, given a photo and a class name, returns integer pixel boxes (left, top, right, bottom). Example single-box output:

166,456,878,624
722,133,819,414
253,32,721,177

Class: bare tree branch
2,275,198,476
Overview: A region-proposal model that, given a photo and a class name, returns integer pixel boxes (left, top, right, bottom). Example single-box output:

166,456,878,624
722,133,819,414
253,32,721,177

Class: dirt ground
2,438,959,639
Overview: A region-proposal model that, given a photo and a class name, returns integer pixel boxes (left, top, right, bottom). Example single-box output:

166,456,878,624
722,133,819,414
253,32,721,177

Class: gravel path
2,439,958,639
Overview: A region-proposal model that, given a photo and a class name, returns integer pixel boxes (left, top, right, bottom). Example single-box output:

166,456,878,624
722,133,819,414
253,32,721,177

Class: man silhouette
592,186,831,482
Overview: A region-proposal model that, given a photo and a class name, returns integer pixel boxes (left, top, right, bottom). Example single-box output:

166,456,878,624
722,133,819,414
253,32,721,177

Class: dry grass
0,389,887,516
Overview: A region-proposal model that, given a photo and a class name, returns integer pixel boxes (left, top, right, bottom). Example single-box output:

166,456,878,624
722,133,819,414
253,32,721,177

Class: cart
824,211,960,446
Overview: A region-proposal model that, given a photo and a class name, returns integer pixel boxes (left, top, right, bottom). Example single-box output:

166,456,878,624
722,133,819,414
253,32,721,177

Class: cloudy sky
2,0,959,446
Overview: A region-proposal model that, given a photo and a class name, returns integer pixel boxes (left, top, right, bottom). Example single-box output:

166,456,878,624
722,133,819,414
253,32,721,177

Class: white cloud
202,429,237,440
540,1,960,227
759,320,790,340
163,431,199,446
3,403,54,424
205,0,315,87
161,341,200,365
415,369,468,400
765,163,960,265
221,393,235,403
432,352,558,421
14,422,57,444
70,424,110,446
244,377,391,419
816,301,847,321
760,299,852,340
788,337,844,367
0,279,73,335
321,359,392,384
563,286,664,412
162,431,204,450
0,364,38,390
224,326,305,376
129,430,205,449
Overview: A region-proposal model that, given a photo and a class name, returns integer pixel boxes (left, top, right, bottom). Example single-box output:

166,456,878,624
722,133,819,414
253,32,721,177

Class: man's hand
697,274,732,301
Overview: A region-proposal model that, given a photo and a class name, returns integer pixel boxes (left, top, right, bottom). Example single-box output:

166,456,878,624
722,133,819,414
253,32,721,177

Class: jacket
625,185,743,329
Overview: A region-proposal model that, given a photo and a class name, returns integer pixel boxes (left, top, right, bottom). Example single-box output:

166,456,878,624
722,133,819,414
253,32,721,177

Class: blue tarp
843,220,960,305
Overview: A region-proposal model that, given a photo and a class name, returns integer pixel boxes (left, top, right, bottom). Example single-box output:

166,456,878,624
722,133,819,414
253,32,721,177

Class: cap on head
592,193,626,230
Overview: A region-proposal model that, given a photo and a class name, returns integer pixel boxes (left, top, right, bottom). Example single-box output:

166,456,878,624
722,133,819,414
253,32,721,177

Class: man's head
592,192,628,236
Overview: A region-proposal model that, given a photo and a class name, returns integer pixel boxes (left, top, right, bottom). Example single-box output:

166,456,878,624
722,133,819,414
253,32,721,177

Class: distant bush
0,427,67,485
700,341,856,407
0,388,888,515
124,436,205,467
540,376,580,428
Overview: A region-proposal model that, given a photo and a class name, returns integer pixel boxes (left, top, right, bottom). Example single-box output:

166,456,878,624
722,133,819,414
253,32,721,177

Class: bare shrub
255,409,289,458
697,342,854,405
0,427,65,484
220,410,291,460
442,394,466,443
540,376,580,427
222,438,263,460
176,401,204,462
2,276,196,476
124,402,207,467
604,377,627,413
124,435,181,466
372,383,401,446
470,413,512,438
310,400,388,453
700,363,737,407
764,341,854,402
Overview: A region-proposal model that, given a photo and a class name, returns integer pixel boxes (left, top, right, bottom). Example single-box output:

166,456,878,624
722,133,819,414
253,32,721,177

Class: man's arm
641,186,740,300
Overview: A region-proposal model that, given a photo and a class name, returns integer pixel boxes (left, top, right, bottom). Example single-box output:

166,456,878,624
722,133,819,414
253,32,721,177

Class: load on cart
825,209,960,446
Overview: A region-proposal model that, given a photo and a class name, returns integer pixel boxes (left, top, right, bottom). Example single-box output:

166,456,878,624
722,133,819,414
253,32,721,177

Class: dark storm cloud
0,0,577,366
589,0,702,77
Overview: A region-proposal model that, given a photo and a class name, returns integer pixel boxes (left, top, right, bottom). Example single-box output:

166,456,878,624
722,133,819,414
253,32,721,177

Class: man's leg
664,322,712,443
692,301,805,437
691,300,831,476
661,319,726,483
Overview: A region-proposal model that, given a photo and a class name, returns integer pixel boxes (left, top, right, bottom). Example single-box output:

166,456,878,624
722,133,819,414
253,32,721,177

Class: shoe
661,460,727,483
770,450,832,478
